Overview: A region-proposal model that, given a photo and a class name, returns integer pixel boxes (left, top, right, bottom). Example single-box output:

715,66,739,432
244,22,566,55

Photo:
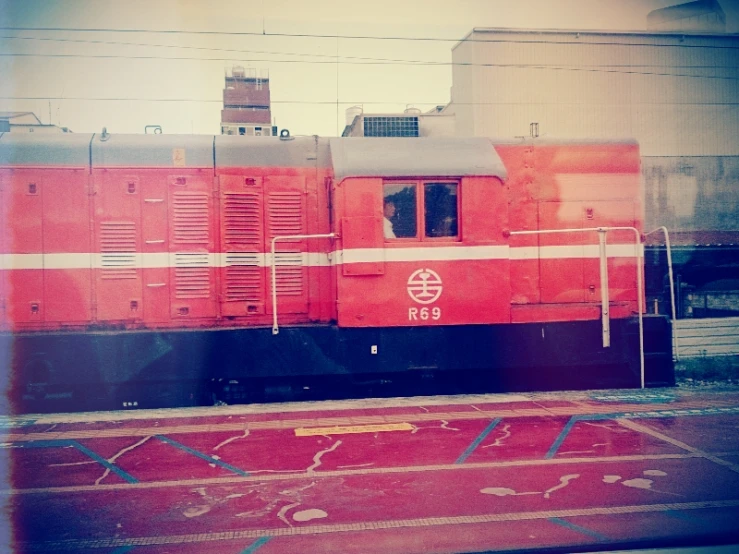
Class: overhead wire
2,34,739,70
2,96,737,106
2,25,739,50
1,51,737,80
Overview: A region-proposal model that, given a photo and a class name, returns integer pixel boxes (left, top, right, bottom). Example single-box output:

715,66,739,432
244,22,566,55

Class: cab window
383,180,459,241
383,183,417,239
424,182,458,238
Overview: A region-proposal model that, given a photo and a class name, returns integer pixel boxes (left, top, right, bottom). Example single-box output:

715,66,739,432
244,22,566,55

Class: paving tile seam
16,499,739,552
4,401,739,442
0,452,721,496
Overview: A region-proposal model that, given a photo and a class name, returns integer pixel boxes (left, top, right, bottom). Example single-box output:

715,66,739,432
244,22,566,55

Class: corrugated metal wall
674,317,739,357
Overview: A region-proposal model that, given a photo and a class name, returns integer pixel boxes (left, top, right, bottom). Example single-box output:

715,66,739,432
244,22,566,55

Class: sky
1,0,737,136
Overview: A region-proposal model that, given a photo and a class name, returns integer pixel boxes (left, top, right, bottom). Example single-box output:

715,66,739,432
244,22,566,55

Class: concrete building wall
450,29,739,157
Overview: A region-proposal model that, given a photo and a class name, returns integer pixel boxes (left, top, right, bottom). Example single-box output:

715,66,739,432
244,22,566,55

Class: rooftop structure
220,66,276,137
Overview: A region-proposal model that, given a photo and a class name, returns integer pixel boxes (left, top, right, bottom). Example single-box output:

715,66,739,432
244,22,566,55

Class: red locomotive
0,132,673,413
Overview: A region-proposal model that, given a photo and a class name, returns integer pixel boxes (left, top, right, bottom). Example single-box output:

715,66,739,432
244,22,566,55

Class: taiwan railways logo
407,269,443,305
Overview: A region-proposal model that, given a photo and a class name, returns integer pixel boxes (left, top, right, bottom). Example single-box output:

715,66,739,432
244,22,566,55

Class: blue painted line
548,517,609,541
455,418,502,464
241,536,271,554
17,439,75,449
156,435,250,477
72,442,139,484
545,416,579,459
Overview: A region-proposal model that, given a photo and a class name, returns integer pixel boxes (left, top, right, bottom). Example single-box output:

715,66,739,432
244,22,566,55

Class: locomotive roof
92,133,215,168
329,137,507,181
215,135,330,168
0,133,94,167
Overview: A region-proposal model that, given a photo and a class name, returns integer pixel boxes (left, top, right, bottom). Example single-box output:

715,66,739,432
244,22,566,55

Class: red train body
0,133,673,412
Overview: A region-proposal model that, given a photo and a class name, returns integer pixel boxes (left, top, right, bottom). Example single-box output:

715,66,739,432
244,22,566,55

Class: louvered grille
175,252,210,299
224,192,260,245
268,192,303,235
100,221,137,279
225,253,262,302
268,191,304,298
173,192,209,245
273,252,304,296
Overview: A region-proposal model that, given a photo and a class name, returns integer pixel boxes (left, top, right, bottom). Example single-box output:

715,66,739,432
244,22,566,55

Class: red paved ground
2,388,739,553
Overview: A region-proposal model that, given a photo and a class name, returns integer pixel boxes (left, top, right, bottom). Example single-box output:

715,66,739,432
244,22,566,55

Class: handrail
645,226,678,361
271,233,336,335
510,226,645,388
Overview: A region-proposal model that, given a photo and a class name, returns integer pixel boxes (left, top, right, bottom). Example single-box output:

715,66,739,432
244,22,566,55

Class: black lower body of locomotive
1,316,674,414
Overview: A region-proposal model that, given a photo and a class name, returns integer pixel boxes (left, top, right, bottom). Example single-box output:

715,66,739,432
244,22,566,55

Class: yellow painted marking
295,422,413,436
17,499,739,551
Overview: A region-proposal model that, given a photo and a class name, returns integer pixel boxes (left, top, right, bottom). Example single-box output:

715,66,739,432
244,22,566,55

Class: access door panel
6,173,44,326
140,175,170,323
168,174,217,320
538,201,586,303
93,172,143,322
265,175,308,315
43,172,92,323
219,175,266,317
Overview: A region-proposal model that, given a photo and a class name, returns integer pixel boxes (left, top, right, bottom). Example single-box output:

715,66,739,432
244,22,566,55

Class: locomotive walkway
2,387,739,553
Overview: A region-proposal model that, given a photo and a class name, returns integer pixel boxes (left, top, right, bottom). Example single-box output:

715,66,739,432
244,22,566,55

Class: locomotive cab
330,138,510,328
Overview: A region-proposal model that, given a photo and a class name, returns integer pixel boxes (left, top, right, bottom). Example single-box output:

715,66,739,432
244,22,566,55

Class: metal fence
674,317,739,358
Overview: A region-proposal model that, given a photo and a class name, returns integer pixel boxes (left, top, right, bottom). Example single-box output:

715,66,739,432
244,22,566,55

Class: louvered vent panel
100,221,137,279
173,192,209,245
175,252,210,299
268,192,303,235
225,253,262,302
273,252,303,296
268,191,304,297
224,192,260,245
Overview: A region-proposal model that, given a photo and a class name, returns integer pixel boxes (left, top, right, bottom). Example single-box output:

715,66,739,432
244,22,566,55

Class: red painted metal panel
496,145,541,305
338,178,384,276
538,201,586,304
219,174,266,318
167,172,217,321
42,172,92,324
0,170,7,328
140,174,171,323
5,171,44,327
92,171,143,323
338,259,511,327
461,176,508,245
583,201,638,305
335,175,511,328
265,175,308,316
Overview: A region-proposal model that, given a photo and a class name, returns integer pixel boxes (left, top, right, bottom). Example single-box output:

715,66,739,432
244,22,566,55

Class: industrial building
220,67,277,137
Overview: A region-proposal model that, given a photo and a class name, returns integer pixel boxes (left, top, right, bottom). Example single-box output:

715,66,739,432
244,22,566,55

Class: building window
383,183,417,239
239,127,246,135
383,181,459,241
